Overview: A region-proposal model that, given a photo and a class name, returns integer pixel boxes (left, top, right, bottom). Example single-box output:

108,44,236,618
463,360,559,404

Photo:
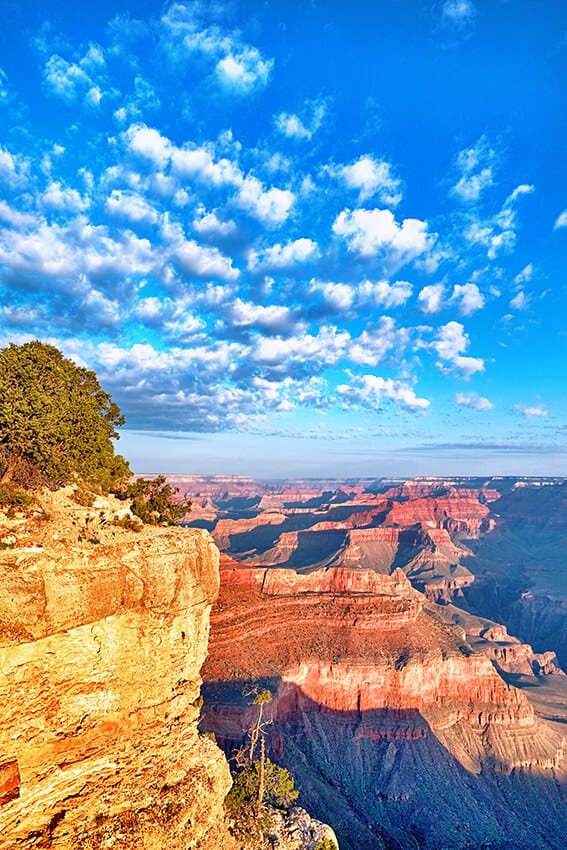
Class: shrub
125,475,191,526
0,341,130,491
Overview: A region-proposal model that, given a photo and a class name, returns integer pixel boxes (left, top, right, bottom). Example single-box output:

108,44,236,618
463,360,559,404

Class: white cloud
248,238,319,270
161,5,273,96
216,47,273,93
334,155,402,205
514,263,533,284
333,207,433,266
0,146,30,189
275,101,326,141
254,325,350,370
42,181,90,213
236,176,294,226
44,45,108,106
509,290,530,311
193,209,237,239
451,137,495,202
431,321,484,377
172,238,239,282
418,283,445,313
442,0,476,23
348,317,410,366
456,392,493,411
358,279,413,308
515,404,548,418
338,374,429,413
106,190,159,225
451,282,484,315
313,282,355,311
229,299,295,332
554,209,567,229
126,124,172,168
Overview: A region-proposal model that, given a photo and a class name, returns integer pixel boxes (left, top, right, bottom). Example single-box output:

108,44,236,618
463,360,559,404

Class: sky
0,0,566,478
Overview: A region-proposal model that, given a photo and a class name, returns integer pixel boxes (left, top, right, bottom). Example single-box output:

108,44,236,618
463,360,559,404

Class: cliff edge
0,489,236,849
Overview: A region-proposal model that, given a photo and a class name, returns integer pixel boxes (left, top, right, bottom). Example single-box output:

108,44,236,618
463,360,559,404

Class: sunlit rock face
0,492,236,850
202,561,567,850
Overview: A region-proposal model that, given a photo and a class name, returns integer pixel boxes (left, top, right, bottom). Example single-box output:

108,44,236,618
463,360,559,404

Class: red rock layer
203,565,567,775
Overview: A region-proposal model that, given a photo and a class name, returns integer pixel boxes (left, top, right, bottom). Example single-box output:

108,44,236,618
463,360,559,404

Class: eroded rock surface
0,490,236,849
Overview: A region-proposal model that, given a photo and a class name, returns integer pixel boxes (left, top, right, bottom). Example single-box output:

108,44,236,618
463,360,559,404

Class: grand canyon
185,474,567,850
2,476,567,849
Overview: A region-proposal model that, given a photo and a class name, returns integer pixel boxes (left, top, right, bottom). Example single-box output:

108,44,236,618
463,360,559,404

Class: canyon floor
176,474,567,850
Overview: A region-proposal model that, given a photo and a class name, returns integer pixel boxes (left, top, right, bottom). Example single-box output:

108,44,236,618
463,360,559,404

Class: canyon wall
203,562,567,850
0,491,236,849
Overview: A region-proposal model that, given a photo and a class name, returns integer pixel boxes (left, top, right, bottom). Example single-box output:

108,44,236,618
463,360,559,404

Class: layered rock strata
203,562,567,850
0,492,236,849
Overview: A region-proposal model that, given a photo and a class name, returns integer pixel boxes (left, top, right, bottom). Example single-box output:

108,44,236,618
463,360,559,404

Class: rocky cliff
0,490,236,849
202,561,567,850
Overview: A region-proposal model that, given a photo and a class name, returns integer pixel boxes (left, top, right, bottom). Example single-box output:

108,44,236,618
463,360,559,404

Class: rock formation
202,558,567,850
0,490,236,849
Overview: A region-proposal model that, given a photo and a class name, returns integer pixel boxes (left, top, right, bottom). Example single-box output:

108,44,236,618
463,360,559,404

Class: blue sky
1,0,566,478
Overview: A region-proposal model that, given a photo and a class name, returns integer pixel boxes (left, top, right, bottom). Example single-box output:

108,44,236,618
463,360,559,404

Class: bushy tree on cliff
124,475,192,526
0,341,130,491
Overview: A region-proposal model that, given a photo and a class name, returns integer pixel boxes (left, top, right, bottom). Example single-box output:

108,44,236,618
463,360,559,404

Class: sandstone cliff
0,490,236,849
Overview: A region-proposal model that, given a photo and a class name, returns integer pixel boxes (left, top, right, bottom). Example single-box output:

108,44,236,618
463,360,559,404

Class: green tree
0,341,130,491
125,475,192,525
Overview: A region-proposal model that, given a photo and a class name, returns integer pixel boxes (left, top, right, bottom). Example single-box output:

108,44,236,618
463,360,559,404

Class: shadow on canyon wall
201,681,567,850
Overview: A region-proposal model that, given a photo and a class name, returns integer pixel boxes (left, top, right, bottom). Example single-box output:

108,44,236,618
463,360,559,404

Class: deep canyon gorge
2,476,567,849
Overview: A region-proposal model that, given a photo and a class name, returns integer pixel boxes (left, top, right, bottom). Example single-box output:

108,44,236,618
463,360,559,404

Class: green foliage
0,341,130,491
314,839,338,850
0,486,35,511
253,689,273,706
125,475,191,526
111,514,144,532
226,759,298,813
225,759,298,847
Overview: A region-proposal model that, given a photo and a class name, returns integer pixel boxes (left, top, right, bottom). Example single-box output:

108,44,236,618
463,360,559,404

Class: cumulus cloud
456,392,493,411
418,283,445,313
311,281,355,312
171,237,239,282
248,238,319,270
106,189,159,225
216,47,273,93
554,210,567,229
333,207,434,268
254,325,350,373
338,374,429,413
44,44,108,106
358,279,413,308
193,208,238,239
228,299,296,333
430,321,484,377
42,181,91,213
235,176,294,226
451,282,484,315
333,155,402,205
348,317,411,366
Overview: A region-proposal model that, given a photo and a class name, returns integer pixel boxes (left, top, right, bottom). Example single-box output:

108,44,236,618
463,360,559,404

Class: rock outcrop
0,490,236,849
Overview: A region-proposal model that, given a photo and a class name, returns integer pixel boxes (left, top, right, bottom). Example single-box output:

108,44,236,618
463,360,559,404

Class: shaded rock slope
202,560,567,850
